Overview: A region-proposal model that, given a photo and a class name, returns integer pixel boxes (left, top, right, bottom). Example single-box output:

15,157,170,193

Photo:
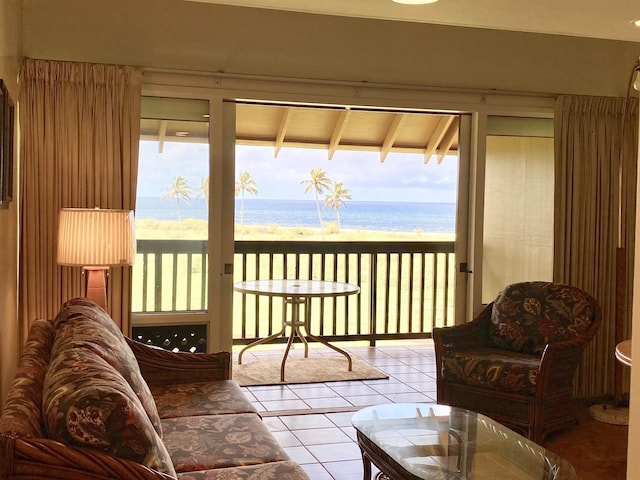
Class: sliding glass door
132,96,211,351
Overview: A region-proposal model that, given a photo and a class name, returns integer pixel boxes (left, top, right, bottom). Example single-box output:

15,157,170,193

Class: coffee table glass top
352,403,575,480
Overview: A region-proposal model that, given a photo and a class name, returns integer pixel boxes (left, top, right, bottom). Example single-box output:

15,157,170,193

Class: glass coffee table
352,403,575,480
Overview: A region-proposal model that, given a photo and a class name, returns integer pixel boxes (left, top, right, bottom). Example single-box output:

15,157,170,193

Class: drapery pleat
19,58,141,338
554,95,638,397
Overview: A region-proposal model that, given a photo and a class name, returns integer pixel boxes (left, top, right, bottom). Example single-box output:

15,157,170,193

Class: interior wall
628,96,640,480
0,0,21,406
21,0,640,98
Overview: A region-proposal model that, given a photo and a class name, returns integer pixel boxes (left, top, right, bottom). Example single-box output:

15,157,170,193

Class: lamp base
84,267,108,310
588,403,629,425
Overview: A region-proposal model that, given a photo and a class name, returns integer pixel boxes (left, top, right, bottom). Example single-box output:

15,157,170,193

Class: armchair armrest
537,319,602,394
433,303,493,353
126,337,231,387
433,303,493,404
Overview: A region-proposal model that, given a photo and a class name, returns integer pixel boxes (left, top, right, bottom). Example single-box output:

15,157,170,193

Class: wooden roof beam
424,116,454,164
436,117,459,164
380,114,407,163
158,120,167,154
274,108,292,158
328,108,351,160
237,138,451,154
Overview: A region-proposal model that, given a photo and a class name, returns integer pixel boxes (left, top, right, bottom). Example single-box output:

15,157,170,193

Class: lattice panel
132,325,207,353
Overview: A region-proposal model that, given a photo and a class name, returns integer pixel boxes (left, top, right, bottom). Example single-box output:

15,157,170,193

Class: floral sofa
0,298,310,480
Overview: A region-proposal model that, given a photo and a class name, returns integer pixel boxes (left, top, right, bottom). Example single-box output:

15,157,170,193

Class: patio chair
433,281,601,443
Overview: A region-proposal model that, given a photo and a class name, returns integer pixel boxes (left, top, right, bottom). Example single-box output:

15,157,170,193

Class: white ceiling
188,0,640,43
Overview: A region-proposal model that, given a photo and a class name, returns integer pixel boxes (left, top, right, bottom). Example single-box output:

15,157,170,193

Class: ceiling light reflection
392,0,439,4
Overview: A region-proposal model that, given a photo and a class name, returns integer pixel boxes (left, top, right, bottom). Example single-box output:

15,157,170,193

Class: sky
137,141,459,203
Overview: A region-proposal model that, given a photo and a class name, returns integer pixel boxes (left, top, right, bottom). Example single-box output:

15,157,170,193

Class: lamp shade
57,208,136,267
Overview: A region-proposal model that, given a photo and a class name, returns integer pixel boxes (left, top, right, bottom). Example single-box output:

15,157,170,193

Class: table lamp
57,207,136,309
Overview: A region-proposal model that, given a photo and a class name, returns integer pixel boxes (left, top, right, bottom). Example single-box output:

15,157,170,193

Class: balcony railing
132,239,456,347
134,239,208,312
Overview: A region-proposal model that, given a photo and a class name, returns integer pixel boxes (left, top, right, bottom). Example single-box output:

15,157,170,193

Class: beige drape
555,95,638,397
19,58,141,339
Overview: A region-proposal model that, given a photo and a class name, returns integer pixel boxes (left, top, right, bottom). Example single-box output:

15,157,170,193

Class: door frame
140,73,555,347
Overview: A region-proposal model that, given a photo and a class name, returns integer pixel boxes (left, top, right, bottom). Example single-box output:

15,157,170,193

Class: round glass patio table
234,279,360,381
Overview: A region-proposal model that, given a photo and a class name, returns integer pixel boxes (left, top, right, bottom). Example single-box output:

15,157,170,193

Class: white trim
468,112,488,319
131,311,208,326
142,70,556,117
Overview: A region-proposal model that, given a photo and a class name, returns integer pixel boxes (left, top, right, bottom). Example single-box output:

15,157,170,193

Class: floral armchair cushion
487,281,597,355
441,347,540,395
43,346,176,477
53,298,163,437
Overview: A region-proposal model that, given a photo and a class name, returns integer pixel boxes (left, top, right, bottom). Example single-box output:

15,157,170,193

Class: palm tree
235,171,258,225
195,176,209,212
162,176,192,226
301,167,332,230
324,182,351,232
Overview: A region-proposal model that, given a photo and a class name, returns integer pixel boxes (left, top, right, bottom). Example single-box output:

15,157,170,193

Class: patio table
234,279,360,381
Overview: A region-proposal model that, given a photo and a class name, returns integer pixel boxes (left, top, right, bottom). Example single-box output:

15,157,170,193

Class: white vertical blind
483,135,554,303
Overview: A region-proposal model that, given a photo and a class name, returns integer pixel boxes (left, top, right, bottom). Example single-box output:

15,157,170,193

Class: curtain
19,58,141,339
555,95,638,397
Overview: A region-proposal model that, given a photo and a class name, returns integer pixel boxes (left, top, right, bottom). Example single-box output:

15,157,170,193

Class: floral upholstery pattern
42,346,177,477
161,414,290,473
1,299,310,480
176,461,310,480
151,381,257,419
487,281,597,355
0,319,55,438
54,298,163,436
441,347,541,395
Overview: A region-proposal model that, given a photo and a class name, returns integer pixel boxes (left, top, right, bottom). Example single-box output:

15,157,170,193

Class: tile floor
236,340,435,480
234,340,628,480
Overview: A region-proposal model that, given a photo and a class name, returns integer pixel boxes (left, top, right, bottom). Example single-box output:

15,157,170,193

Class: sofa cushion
487,281,597,354
175,461,310,480
53,298,163,436
161,413,290,473
0,319,55,438
43,346,177,477
441,347,541,396
151,380,257,419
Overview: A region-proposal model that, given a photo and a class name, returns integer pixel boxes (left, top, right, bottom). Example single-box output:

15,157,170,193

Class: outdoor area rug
232,356,389,386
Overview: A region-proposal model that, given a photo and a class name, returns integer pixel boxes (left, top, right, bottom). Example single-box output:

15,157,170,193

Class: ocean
135,197,456,234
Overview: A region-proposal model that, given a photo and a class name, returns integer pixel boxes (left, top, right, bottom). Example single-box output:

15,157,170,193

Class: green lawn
136,218,454,242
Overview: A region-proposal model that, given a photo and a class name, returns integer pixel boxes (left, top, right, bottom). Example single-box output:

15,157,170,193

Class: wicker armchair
433,281,601,443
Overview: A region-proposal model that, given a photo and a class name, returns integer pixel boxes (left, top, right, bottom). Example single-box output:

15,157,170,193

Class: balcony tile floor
234,340,628,480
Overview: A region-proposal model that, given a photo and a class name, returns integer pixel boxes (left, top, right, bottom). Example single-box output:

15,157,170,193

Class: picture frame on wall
0,79,15,209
